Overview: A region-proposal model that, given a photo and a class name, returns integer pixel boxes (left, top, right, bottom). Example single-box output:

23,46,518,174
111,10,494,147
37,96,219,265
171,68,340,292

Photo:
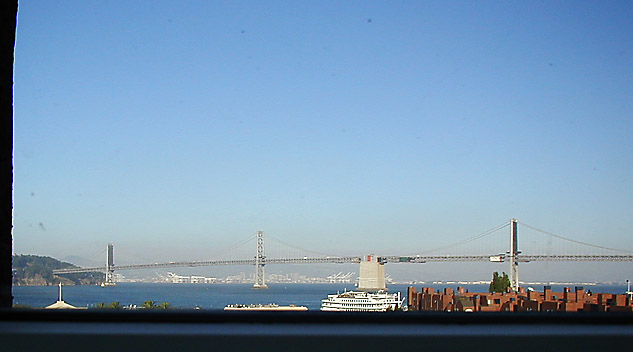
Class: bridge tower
509,219,519,292
103,243,116,287
253,231,268,289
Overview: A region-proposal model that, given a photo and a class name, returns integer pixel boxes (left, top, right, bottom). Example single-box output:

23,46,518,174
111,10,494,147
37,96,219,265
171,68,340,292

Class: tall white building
358,255,386,291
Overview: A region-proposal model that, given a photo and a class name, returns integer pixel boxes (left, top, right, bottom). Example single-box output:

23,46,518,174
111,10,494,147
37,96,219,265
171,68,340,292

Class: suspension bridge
53,219,633,291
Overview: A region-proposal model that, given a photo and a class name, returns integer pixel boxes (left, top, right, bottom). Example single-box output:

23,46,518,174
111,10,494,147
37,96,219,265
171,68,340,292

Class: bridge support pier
103,243,116,287
253,231,268,289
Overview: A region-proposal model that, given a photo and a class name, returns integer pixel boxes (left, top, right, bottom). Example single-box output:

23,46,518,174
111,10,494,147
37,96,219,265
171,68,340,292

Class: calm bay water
14,283,361,310
13,283,628,310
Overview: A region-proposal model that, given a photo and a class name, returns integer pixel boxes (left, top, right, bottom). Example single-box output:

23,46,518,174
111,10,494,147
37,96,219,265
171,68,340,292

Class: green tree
158,302,171,309
95,302,106,309
142,300,157,309
108,301,121,309
489,271,511,293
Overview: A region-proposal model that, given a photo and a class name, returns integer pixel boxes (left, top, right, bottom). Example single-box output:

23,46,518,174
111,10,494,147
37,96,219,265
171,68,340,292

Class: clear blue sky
13,1,633,281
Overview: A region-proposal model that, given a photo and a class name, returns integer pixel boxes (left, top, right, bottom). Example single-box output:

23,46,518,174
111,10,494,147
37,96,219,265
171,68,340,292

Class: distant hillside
12,254,103,286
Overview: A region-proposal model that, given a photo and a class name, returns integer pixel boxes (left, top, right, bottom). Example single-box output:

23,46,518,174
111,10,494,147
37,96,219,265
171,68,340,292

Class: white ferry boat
320,289,404,312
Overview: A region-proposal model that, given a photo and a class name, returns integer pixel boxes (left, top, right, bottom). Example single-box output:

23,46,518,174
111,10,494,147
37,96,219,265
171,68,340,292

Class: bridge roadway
53,256,363,274
52,254,633,275
381,254,633,263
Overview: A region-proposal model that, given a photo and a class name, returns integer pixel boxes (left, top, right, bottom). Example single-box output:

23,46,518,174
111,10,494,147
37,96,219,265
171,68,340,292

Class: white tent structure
45,283,85,309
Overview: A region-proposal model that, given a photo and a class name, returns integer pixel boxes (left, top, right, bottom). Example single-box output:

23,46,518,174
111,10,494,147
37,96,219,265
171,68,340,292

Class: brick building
407,286,633,312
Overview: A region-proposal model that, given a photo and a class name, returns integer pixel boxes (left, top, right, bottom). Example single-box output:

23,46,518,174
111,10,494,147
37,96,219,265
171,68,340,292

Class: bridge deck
52,254,633,274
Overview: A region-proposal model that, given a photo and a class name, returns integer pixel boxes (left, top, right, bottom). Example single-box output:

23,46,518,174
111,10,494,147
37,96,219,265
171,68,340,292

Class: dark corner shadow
0,0,16,309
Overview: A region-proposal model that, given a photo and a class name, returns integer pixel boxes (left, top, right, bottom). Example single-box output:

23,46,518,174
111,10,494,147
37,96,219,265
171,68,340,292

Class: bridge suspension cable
517,221,633,254
211,233,257,260
266,234,338,258
85,246,107,263
410,221,510,255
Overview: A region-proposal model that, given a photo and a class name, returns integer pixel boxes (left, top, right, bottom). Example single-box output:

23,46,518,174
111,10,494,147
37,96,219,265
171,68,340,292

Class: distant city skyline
13,1,633,282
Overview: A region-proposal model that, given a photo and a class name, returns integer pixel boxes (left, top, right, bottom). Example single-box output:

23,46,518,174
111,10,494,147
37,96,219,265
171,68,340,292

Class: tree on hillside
489,271,510,293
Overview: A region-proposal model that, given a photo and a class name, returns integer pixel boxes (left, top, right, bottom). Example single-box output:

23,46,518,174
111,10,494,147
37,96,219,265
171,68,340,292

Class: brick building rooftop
407,285,633,312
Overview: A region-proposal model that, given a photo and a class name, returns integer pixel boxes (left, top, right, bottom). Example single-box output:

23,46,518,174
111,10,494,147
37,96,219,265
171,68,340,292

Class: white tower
358,255,386,291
